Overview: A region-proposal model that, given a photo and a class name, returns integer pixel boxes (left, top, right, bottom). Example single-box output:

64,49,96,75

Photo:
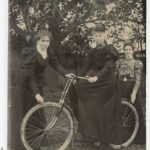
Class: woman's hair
123,42,134,51
33,30,53,45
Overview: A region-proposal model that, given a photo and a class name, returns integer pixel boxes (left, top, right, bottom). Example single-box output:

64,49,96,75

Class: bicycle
21,75,139,150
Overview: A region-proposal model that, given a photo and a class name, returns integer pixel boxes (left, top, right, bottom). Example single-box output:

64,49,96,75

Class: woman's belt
119,77,135,82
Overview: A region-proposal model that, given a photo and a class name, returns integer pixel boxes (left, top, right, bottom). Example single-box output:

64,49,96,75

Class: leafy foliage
9,0,145,54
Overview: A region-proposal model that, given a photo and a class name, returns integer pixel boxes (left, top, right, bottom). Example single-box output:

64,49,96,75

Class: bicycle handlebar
65,74,89,80
75,76,89,80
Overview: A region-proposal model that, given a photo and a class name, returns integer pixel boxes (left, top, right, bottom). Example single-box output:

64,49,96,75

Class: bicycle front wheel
21,102,73,150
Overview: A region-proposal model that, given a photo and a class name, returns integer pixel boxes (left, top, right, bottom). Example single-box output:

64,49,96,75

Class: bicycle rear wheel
21,102,73,150
111,99,139,149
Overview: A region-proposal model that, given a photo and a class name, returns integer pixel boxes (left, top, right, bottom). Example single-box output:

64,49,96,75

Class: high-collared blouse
79,44,119,78
116,58,143,81
20,47,68,95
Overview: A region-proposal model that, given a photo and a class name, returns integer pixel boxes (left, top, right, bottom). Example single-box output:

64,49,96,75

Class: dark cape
70,44,122,144
10,47,67,150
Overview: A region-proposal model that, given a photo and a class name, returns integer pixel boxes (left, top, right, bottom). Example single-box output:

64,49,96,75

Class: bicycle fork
45,78,74,131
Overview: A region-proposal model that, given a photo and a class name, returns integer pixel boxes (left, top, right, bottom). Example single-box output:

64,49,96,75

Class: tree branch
10,16,25,38
61,18,98,40
21,6,32,33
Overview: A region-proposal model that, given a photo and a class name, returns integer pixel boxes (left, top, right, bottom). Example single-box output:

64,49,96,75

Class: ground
72,137,146,150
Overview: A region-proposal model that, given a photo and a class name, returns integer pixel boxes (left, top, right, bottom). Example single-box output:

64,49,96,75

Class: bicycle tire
110,99,139,149
21,102,74,150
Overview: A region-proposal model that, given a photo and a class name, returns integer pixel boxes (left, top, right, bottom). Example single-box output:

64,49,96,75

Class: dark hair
33,30,53,45
123,42,134,51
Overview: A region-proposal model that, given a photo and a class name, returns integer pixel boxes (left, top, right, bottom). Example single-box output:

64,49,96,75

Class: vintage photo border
0,0,149,149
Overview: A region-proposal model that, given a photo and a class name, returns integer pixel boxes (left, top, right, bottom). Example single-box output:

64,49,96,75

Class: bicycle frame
46,76,88,130
21,76,139,150
45,77,74,130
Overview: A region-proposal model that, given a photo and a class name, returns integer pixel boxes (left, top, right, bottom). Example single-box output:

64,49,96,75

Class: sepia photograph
7,0,146,149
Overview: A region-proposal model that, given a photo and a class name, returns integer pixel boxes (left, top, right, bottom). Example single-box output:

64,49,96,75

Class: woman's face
92,31,106,45
124,45,134,58
37,36,50,51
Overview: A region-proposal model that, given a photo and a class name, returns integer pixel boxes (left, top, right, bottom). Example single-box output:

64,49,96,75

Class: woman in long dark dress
10,30,68,150
116,42,146,144
72,24,122,149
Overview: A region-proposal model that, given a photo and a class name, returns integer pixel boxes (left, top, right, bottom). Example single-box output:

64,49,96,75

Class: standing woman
75,24,122,149
10,30,68,150
116,42,146,144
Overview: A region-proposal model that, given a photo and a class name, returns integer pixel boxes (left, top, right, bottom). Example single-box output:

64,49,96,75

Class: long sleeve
79,51,95,76
21,47,39,95
48,53,69,76
79,61,92,76
96,59,115,78
94,45,117,78
55,59,69,76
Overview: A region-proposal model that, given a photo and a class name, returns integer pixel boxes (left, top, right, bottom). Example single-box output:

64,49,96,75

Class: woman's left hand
131,91,137,104
88,76,98,83
35,93,44,104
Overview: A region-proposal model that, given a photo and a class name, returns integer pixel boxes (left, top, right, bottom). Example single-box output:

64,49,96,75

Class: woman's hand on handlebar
65,73,77,84
65,73,98,83
65,73,75,78
35,93,44,104
87,76,98,83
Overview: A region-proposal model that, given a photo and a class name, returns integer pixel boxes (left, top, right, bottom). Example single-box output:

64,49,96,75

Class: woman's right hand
87,76,98,83
65,73,77,84
65,73,75,78
35,93,44,104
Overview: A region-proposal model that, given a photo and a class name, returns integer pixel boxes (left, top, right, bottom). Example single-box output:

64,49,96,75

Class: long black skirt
72,73,122,144
10,83,44,150
119,80,146,144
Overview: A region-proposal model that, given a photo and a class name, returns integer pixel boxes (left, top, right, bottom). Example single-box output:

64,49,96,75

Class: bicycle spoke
25,129,44,134
48,126,70,138
45,114,68,130
124,115,135,125
124,110,133,124
123,121,135,127
26,123,43,130
34,132,46,149
44,132,49,145
28,132,46,147
122,106,130,121
54,121,69,130
22,103,73,150
25,130,44,138
44,107,58,124
29,113,46,128
55,127,70,132
37,110,46,127
27,132,44,143
54,116,68,128
25,128,44,138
